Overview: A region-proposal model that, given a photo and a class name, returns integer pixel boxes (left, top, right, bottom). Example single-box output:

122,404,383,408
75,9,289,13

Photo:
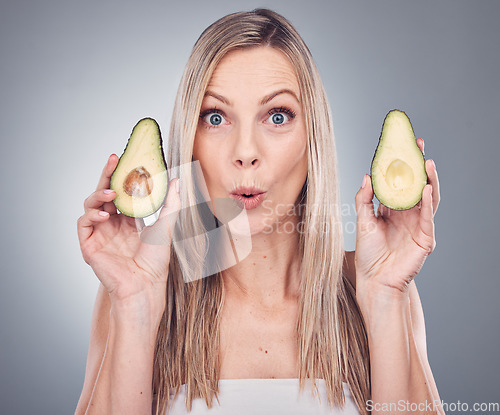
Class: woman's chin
227,212,274,238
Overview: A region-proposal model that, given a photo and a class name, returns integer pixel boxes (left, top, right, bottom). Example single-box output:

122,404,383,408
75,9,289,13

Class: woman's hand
353,138,440,301
77,154,181,305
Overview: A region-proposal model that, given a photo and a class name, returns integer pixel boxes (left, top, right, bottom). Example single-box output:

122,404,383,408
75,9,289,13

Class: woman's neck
222,216,302,310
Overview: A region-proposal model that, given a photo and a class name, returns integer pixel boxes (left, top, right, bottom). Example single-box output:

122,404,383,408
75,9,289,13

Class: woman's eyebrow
203,88,300,106
260,88,300,105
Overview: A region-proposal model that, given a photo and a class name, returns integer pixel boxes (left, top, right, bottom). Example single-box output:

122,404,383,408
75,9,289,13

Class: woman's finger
417,184,436,253
94,154,119,214
102,199,118,215
416,137,424,155
426,159,440,214
84,189,117,214
415,138,427,207
355,174,377,236
95,154,119,191
77,208,111,247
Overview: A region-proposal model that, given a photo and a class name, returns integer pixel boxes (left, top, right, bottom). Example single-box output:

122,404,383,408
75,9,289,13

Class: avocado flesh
371,110,427,210
110,118,168,218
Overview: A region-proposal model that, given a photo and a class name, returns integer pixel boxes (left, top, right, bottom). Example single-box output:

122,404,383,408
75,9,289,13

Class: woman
76,8,442,415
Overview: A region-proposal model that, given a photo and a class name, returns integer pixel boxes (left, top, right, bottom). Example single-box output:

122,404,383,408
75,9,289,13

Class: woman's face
193,46,308,235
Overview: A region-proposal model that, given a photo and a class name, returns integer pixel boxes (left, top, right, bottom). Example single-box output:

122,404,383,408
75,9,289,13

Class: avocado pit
123,166,153,198
384,159,414,191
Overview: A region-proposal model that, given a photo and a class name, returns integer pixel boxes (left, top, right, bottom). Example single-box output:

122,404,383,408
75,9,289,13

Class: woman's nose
232,125,261,169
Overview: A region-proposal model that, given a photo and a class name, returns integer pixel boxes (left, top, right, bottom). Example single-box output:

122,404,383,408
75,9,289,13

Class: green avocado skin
110,117,169,218
370,109,427,211
116,117,167,168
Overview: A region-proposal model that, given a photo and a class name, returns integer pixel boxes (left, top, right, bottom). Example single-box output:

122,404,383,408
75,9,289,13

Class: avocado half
110,118,168,218
370,110,427,210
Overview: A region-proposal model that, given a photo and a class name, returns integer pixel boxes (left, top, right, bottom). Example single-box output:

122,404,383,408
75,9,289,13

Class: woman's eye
266,108,295,126
202,111,227,127
269,113,288,125
201,108,294,128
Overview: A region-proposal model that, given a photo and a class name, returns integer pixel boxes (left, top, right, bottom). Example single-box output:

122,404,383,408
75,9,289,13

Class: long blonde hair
153,8,370,414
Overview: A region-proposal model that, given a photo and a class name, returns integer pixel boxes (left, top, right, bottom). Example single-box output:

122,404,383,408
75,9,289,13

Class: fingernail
104,189,114,194
431,159,436,170
99,211,109,217
361,175,367,189
176,179,180,193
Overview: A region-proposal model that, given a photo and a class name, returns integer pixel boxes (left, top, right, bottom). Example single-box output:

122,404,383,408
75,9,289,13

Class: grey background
1,0,498,413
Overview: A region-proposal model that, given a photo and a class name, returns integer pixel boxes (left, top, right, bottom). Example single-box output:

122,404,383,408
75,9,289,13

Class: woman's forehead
207,47,300,98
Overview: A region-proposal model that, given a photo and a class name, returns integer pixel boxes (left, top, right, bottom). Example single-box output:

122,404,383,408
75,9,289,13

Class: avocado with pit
110,118,168,218
370,110,427,210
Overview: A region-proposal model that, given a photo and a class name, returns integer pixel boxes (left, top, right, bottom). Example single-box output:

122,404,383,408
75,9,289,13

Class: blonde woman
76,8,443,415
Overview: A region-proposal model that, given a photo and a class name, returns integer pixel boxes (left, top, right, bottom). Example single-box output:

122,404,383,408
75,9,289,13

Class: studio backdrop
0,0,498,413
